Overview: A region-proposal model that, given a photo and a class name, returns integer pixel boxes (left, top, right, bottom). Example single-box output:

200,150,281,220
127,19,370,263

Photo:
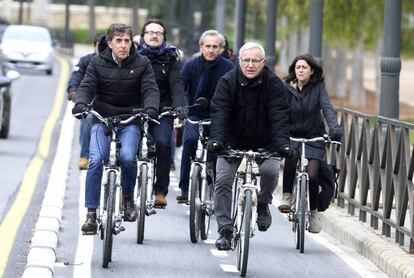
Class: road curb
22,104,75,278
321,205,414,278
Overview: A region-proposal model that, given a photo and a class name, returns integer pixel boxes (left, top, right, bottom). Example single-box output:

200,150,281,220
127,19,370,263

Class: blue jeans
85,123,141,209
149,117,173,196
79,114,92,158
179,116,207,192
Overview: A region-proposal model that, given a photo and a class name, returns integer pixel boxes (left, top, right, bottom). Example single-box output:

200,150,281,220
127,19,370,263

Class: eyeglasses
239,57,264,65
145,31,164,36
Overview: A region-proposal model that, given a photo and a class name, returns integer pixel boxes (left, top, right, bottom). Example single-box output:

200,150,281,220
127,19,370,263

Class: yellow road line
0,56,70,276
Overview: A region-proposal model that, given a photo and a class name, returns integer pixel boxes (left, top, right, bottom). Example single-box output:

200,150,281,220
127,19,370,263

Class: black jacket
75,38,160,118
210,66,290,153
284,80,341,138
144,52,185,109
67,53,95,93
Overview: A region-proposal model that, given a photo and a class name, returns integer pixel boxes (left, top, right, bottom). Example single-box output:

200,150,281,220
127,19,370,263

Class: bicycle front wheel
297,175,307,253
237,189,252,277
189,164,201,243
137,163,148,244
102,170,116,268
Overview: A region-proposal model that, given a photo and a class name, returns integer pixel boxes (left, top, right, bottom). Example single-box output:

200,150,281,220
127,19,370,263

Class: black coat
210,66,290,153
75,39,160,118
145,53,185,109
284,80,342,159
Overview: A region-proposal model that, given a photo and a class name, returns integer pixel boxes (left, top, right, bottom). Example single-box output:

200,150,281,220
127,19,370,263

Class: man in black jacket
67,33,104,170
209,42,296,250
72,23,160,235
137,18,185,208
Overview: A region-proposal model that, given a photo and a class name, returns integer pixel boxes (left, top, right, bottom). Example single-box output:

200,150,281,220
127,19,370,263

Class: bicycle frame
187,119,212,209
231,150,261,239
136,118,157,216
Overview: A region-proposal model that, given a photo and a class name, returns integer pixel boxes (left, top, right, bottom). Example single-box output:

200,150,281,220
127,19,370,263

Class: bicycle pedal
146,208,157,216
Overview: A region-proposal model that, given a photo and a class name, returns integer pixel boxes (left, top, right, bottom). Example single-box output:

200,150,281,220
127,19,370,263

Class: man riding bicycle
209,42,297,250
72,23,160,235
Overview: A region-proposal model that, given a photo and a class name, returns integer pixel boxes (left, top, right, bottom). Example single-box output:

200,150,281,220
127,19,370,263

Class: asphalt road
0,55,388,278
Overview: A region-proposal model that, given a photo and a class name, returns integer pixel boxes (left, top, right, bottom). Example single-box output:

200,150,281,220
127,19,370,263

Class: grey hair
239,42,266,58
198,29,225,47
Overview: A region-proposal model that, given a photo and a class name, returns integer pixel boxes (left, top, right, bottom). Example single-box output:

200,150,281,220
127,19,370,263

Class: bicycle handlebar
290,135,341,145
222,148,278,160
186,118,211,126
74,108,160,126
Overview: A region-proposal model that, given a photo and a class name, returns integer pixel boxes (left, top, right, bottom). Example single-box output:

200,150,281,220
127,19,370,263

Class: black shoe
124,198,137,222
215,228,233,251
81,211,97,235
176,190,188,204
257,203,272,232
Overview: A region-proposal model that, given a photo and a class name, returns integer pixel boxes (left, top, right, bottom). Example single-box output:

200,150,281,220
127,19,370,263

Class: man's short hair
106,23,133,42
141,18,167,41
198,30,225,47
239,42,265,58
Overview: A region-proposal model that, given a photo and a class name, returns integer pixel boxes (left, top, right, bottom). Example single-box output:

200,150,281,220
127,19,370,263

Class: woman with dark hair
278,54,342,234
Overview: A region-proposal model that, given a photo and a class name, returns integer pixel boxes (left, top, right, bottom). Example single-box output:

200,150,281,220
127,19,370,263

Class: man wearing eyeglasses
209,42,297,250
136,18,185,208
176,30,235,203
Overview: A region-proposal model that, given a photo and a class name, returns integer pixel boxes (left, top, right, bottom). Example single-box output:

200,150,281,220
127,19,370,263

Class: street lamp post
234,0,246,52
308,0,324,65
379,0,401,119
265,0,277,70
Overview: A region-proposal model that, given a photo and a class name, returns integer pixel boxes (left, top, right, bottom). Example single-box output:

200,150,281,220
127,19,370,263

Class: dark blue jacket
67,53,95,93
181,55,234,118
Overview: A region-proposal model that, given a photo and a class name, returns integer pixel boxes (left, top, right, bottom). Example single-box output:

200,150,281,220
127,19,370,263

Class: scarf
138,37,178,59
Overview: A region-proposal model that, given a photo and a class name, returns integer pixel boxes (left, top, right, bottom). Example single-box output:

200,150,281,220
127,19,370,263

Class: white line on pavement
73,171,94,278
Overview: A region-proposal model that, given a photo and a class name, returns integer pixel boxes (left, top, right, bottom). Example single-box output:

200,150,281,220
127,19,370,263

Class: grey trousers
214,156,281,232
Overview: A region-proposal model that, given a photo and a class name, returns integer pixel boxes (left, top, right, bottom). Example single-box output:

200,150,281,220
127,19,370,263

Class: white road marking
220,264,238,273
73,171,94,278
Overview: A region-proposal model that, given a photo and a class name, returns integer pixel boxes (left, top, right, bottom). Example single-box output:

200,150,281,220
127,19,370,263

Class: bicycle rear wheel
102,170,116,268
137,163,148,244
237,189,252,277
200,181,213,240
189,164,201,243
297,175,307,253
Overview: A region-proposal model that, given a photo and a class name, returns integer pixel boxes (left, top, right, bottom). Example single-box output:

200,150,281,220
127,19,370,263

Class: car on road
0,25,54,75
0,63,19,138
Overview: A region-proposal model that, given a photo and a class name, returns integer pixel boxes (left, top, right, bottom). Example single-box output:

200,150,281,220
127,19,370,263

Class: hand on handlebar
207,140,225,153
145,108,159,120
329,131,342,142
280,144,299,160
174,107,187,121
72,103,88,119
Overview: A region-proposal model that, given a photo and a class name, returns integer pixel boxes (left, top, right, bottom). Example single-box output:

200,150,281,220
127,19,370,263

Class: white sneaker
278,193,292,213
308,210,322,233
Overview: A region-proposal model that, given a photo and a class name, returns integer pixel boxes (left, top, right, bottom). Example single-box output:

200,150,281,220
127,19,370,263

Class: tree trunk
88,0,96,39
350,42,364,107
131,0,139,35
323,44,336,97
277,16,289,74
335,45,347,98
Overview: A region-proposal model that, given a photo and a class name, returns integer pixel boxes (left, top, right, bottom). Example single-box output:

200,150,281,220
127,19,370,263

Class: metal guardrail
328,108,414,254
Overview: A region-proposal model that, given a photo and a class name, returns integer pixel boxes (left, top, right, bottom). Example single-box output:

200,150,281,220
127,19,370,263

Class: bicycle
133,110,160,245
75,108,142,268
223,148,274,277
186,118,214,243
288,135,341,253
